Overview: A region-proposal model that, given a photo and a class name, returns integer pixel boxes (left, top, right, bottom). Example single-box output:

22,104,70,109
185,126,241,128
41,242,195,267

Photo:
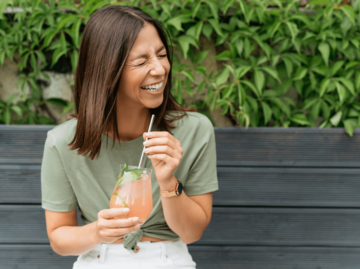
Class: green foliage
0,0,359,136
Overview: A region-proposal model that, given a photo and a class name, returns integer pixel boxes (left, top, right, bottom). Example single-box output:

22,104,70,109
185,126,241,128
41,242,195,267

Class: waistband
94,240,180,264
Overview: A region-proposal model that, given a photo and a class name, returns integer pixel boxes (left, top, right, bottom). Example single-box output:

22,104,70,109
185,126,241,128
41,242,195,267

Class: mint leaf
112,193,127,207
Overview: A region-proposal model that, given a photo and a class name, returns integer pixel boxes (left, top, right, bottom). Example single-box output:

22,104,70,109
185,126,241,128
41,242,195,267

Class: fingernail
143,141,148,146
144,149,149,153
133,217,139,223
123,208,130,213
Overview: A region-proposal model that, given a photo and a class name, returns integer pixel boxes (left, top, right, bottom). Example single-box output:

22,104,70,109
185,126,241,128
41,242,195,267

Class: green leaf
268,21,281,38
6,93,18,106
192,1,201,18
51,48,66,68
237,83,246,106
11,105,22,117
215,68,230,86
208,19,223,36
167,17,183,31
45,98,68,107
214,51,232,60
285,22,298,43
206,0,218,20
337,77,355,95
261,101,272,125
196,81,206,94
335,81,347,103
330,111,342,126
234,39,244,56
283,57,293,77
318,42,330,66
195,65,207,77
340,5,355,24
260,66,280,82
4,108,11,125
319,78,330,97
254,70,265,94
196,50,210,64
355,71,360,91
311,101,321,120
331,61,345,76
242,80,259,98
290,114,310,126
181,70,195,83
235,66,252,80
344,119,355,136
71,50,78,73
56,14,78,31
202,24,213,40
62,102,75,115
293,67,307,81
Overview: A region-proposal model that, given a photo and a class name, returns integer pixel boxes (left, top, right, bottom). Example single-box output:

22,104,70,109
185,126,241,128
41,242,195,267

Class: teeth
141,81,163,91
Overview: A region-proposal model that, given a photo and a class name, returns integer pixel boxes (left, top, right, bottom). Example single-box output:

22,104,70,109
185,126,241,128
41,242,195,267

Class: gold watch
159,179,183,197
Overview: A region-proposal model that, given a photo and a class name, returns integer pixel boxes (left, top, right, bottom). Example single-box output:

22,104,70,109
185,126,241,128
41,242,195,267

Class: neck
106,100,151,142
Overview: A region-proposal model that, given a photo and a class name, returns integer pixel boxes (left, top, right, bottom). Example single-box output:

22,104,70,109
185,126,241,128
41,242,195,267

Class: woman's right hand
94,208,141,244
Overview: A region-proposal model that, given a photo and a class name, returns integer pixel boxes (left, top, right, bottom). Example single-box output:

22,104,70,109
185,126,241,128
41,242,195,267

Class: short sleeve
183,116,219,196
41,131,77,212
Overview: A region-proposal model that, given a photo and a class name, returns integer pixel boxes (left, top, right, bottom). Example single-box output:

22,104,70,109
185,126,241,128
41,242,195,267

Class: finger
107,224,141,237
105,217,140,228
148,154,180,167
144,132,178,144
99,208,130,219
144,145,181,159
143,137,178,150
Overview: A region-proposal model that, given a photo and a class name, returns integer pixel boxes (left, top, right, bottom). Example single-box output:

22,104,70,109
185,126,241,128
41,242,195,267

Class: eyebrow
130,45,166,61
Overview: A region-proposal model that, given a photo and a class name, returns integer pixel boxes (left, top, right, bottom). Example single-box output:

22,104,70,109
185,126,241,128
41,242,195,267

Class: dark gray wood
2,244,360,269
3,165,360,208
2,126,360,167
214,127,360,167
2,205,360,247
215,167,360,207
0,165,41,204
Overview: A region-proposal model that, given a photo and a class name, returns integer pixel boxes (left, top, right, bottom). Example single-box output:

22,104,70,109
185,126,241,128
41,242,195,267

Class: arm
45,208,141,256
143,132,214,244
161,184,213,244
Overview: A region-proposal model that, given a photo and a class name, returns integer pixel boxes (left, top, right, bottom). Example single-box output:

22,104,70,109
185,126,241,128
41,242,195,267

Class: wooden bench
1,125,360,268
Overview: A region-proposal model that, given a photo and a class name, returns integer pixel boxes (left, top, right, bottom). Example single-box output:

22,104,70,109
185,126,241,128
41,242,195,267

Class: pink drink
110,173,153,224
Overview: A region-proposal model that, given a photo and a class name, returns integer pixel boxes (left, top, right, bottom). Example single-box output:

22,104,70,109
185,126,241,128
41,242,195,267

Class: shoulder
169,111,214,141
46,118,78,148
171,111,213,131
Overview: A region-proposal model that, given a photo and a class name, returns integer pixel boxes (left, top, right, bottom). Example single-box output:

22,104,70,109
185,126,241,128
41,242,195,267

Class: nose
149,56,166,77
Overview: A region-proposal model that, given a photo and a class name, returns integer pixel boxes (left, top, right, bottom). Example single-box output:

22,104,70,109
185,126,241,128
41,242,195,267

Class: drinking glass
109,164,153,225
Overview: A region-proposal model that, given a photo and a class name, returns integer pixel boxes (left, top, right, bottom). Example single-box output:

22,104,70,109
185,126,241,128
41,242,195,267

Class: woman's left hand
143,132,183,185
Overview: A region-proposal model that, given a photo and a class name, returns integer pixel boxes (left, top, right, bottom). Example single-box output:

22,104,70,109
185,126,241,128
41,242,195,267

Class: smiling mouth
141,81,163,92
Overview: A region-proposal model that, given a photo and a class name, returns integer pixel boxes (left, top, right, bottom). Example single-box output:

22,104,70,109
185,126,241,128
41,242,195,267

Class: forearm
160,177,209,244
50,221,100,256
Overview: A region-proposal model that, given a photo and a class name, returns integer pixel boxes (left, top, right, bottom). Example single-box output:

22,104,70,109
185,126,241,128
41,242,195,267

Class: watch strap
159,179,180,197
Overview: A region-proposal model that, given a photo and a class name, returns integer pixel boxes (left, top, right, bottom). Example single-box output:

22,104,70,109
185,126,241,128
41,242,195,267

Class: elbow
49,240,68,256
181,232,203,245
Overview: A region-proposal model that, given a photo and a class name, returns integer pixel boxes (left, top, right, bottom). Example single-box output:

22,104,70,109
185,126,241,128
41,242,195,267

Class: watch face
177,181,183,195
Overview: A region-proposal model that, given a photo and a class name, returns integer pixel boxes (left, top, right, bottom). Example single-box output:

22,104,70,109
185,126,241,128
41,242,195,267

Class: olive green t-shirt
41,112,218,240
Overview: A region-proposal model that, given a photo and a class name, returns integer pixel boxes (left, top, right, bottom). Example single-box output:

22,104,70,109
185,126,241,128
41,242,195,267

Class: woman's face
117,23,170,109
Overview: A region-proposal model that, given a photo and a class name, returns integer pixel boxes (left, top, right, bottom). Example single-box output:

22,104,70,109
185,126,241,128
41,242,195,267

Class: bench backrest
1,126,360,268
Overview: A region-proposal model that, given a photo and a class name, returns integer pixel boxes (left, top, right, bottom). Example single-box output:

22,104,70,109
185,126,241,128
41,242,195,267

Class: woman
41,5,218,269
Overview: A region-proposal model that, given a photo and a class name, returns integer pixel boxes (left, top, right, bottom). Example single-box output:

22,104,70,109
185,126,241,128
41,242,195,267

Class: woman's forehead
129,24,165,58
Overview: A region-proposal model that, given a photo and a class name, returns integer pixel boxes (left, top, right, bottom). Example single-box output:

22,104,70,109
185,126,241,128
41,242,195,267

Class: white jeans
72,240,196,269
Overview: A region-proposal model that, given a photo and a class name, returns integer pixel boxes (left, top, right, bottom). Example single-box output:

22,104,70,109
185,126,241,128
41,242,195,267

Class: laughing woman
41,5,218,269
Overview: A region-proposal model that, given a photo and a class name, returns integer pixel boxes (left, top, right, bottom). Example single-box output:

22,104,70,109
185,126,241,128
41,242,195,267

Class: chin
143,96,164,109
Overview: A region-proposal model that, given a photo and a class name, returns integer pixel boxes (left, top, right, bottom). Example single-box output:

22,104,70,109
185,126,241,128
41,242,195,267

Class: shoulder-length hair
68,5,190,160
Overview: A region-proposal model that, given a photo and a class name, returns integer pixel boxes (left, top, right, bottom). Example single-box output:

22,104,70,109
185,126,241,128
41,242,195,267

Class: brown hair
68,5,191,160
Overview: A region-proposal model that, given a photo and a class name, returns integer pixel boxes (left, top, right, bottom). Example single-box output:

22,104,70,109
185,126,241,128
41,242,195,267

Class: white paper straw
138,114,155,168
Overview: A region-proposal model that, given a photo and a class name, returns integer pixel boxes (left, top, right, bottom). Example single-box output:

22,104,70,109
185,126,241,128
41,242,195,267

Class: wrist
88,221,102,245
158,175,178,191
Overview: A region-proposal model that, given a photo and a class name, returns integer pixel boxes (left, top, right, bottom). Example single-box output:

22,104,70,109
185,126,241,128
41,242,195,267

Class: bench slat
1,244,360,269
215,128,360,167
3,165,360,207
1,205,360,246
1,126,360,167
